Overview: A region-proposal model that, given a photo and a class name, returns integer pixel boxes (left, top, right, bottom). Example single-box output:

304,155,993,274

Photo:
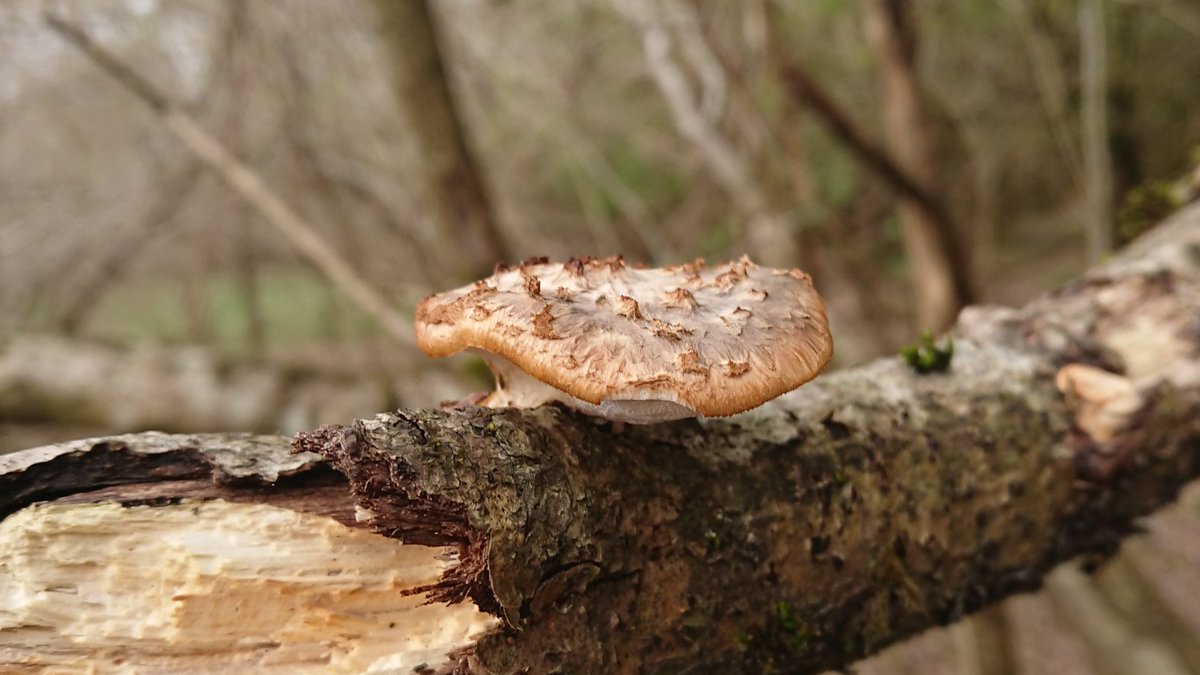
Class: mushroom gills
478,352,699,424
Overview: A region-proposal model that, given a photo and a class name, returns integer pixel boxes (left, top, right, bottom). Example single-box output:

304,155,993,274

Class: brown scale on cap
677,258,706,280
724,360,751,377
564,256,595,276
664,288,699,311
616,296,641,319
415,255,834,424
677,349,708,375
532,305,559,340
649,318,690,340
521,273,541,297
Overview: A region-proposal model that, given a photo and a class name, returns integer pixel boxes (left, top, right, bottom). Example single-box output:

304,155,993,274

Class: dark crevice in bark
52,474,359,527
0,434,325,519
0,442,211,520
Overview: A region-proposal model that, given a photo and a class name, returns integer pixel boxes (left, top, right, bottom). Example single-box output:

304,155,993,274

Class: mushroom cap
415,255,833,419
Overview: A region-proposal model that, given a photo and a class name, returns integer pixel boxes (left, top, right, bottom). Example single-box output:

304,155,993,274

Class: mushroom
415,255,833,424
1055,363,1142,442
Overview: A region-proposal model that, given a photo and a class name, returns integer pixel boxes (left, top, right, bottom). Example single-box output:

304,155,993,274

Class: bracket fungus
415,255,833,424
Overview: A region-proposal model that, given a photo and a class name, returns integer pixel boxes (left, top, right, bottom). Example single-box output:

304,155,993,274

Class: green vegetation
774,600,811,650
900,332,954,375
87,268,382,357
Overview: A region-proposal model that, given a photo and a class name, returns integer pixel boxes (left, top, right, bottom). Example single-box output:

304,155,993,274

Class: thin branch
44,12,415,347
613,0,798,265
279,35,433,286
53,162,204,334
999,0,1084,187
779,65,938,229
778,63,975,308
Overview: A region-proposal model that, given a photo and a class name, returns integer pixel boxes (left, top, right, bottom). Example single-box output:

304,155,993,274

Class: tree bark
2,205,1199,672
373,0,510,280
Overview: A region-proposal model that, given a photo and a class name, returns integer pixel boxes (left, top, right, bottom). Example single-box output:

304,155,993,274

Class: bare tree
51,162,203,335
862,0,970,331
373,0,510,279
214,0,265,356
777,64,973,329
612,0,800,267
43,12,417,348
1080,0,1114,264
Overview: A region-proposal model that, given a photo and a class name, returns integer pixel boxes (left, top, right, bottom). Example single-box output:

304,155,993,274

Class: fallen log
1,205,1198,673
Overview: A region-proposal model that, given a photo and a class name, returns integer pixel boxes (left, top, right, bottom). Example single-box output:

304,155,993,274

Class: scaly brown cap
415,255,833,423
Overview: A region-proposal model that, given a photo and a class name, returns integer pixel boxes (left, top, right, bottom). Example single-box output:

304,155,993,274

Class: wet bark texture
301,204,1200,673
4,206,1200,673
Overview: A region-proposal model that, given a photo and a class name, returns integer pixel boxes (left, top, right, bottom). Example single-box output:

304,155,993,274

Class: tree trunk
863,0,971,332
373,0,510,280
1080,0,1114,264
2,205,1199,673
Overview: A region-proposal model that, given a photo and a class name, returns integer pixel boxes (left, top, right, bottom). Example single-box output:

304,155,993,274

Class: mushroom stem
476,351,699,424
477,351,575,410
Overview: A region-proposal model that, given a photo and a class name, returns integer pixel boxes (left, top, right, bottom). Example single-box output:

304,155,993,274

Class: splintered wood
0,499,498,673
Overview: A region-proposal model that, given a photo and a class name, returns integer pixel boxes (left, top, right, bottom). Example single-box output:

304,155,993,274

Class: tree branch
614,0,800,266
43,12,416,347
3,205,1199,671
778,62,975,320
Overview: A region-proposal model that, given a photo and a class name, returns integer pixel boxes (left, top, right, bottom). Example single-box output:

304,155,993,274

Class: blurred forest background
2,1,1200,672
2,0,1200,443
